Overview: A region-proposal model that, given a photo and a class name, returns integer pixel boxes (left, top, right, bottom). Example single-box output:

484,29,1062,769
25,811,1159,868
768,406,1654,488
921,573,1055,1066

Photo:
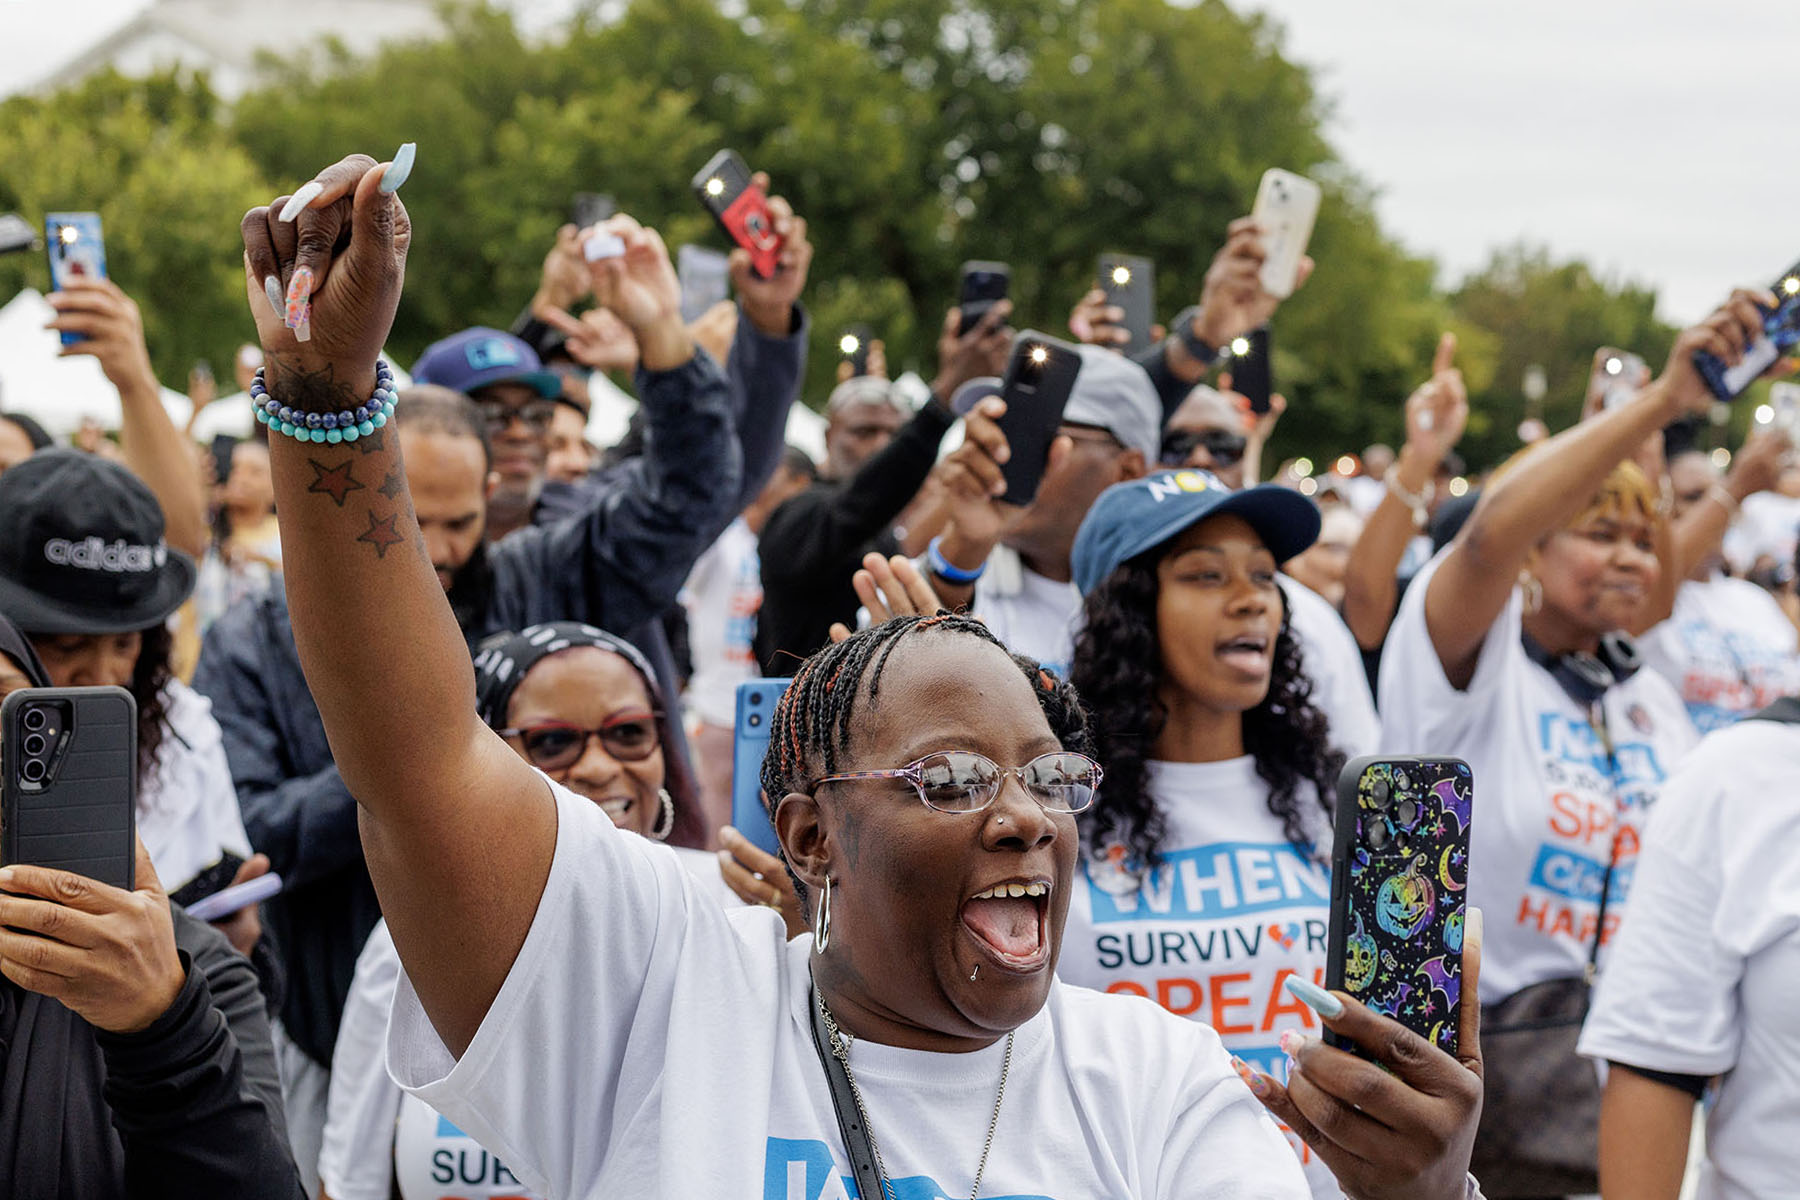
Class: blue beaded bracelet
926,535,986,584
252,360,397,444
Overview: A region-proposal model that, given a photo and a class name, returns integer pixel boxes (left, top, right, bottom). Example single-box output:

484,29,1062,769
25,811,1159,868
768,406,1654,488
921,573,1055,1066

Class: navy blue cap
1072,469,1322,595
411,328,560,399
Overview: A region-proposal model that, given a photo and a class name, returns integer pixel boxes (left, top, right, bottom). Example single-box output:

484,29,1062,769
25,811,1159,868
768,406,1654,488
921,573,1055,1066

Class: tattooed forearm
307,458,366,507
356,510,408,559
378,467,405,499
265,356,366,414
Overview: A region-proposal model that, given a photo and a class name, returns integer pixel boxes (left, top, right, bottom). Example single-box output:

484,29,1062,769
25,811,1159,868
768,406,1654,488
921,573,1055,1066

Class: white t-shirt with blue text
1638,575,1800,733
385,780,1307,1199
1379,551,1699,1001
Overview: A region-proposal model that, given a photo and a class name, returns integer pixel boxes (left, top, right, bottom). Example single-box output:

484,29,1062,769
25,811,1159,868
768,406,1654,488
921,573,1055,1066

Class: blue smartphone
45,213,106,346
732,679,789,856
1695,258,1800,401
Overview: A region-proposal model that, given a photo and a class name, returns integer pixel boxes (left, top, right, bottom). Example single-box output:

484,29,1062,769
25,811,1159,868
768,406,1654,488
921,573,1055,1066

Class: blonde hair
1490,449,1662,536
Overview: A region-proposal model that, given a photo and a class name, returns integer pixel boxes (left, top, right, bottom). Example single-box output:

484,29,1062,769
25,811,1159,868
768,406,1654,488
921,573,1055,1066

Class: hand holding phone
1222,327,1273,415
958,261,1012,336
995,332,1084,506
1097,254,1155,357
693,150,784,279
1693,262,1800,401
1250,170,1321,300
1588,347,1649,413
3,687,135,889
44,213,107,346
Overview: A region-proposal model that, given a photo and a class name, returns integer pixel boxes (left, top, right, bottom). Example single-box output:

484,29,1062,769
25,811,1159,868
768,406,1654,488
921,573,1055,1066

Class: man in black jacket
754,302,1012,673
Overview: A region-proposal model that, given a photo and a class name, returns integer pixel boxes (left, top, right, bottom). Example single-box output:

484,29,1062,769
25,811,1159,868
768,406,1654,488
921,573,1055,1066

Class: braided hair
1070,550,1341,871
759,613,1094,916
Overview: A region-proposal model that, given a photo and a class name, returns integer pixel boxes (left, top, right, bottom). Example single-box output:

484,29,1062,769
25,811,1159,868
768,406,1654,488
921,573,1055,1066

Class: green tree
1448,244,1677,469
0,69,272,389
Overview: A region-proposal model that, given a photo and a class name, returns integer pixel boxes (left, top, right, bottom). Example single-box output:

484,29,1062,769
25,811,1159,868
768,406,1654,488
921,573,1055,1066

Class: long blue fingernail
379,143,416,195
1284,976,1345,1019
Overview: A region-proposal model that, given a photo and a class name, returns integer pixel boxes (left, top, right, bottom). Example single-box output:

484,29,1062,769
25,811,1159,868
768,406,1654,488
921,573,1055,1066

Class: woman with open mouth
1062,469,1484,1198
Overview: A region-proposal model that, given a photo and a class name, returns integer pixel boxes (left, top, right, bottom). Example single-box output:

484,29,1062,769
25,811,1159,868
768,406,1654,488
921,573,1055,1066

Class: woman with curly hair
1062,468,1350,1197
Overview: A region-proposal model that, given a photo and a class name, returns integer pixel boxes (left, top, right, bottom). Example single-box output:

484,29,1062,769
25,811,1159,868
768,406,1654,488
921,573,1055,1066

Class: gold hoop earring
813,875,833,954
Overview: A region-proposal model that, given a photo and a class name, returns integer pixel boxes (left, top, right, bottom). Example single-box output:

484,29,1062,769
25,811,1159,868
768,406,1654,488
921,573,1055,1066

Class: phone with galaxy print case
1324,755,1471,1058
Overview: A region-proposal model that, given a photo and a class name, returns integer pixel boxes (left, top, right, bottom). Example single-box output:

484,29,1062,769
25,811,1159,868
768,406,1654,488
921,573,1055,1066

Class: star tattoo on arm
378,468,405,499
356,510,407,559
307,458,365,507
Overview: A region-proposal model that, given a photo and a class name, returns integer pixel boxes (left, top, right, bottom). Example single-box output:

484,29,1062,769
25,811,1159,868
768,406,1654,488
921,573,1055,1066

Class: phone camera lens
1394,831,1414,856
22,733,46,757
1396,799,1420,827
1393,769,1411,791
1368,778,1392,809
747,714,762,729
1367,820,1391,850
748,692,763,707
21,759,46,784
21,707,46,731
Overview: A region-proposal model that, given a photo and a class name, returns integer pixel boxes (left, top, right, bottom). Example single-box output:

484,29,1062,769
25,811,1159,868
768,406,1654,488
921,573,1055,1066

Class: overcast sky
4,0,1795,321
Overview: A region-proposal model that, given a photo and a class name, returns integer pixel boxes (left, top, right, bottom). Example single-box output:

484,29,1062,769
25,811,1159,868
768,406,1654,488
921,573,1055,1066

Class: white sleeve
1378,550,1522,752
319,923,406,1200
1577,743,1739,1075
385,778,787,1198
1156,1043,1311,1199
1280,577,1379,757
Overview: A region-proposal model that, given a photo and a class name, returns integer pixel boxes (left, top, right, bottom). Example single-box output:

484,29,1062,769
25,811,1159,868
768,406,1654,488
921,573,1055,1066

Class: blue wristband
927,536,986,584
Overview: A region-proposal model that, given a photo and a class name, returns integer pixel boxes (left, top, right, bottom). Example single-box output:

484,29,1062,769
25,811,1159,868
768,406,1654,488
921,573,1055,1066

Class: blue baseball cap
410,328,560,399
1072,469,1323,595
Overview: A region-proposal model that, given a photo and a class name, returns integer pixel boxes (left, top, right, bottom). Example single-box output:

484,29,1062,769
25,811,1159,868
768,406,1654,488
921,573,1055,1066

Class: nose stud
969,964,980,983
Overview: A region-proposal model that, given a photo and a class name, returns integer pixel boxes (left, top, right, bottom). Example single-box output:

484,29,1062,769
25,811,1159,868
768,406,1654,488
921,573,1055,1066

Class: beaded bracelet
252,360,396,444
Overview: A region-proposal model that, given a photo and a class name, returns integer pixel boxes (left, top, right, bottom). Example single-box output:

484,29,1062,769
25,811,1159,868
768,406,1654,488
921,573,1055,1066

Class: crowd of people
0,138,1795,1200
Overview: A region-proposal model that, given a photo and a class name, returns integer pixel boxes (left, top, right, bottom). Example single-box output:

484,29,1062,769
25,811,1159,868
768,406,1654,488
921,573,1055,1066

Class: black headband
473,622,660,729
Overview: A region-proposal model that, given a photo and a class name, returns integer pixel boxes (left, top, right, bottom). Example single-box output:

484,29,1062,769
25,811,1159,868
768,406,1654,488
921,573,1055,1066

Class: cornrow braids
759,613,1095,918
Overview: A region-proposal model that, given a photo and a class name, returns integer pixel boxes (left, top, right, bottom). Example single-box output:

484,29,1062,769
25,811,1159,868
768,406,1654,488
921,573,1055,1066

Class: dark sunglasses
478,398,557,433
496,713,662,771
1160,428,1247,468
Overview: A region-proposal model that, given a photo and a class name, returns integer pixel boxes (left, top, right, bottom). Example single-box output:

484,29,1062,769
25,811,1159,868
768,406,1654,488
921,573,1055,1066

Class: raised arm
243,153,551,1056
1424,295,1768,688
1343,333,1467,650
47,278,207,557
1671,427,1790,582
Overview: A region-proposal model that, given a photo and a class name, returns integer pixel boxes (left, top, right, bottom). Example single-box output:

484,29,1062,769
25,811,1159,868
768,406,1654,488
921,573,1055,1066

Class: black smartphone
1,686,136,891
958,260,1011,336
571,192,616,229
1098,253,1155,356
731,679,789,856
996,331,1084,507
1229,326,1273,415
1695,258,1800,401
209,433,237,488
839,324,874,377
1325,755,1471,1059
691,150,782,279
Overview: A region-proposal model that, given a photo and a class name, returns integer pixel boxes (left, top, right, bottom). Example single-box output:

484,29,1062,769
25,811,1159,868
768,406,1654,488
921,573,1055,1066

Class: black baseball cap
0,449,197,635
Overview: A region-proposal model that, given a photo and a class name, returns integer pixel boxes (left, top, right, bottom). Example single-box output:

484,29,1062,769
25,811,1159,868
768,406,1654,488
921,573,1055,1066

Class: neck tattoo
817,993,1013,1200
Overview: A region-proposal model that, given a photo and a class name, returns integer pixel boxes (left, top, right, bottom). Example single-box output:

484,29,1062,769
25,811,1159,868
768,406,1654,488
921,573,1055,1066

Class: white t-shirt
138,677,253,894
1378,552,1699,1001
321,846,737,1200
972,549,1377,759
680,518,763,728
1722,492,1800,575
1638,575,1800,733
386,780,1308,1199
1058,758,1341,1198
1577,718,1800,1200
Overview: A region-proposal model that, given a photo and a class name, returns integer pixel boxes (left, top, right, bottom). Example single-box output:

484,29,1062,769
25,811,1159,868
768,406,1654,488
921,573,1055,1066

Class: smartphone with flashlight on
838,324,874,377
1097,253,1155,356
45,212,106,345
957,261,1011,336
995,331,1084,507
1225,327,1274,415
1695,257,1800,401
1591,348,1649,411
692,150,782,279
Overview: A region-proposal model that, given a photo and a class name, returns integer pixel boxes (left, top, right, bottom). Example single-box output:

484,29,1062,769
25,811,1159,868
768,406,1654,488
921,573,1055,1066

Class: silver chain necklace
817,995,1014,1200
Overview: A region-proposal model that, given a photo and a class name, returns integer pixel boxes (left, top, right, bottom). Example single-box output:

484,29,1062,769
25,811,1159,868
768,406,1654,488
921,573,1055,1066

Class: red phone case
719,184,782,279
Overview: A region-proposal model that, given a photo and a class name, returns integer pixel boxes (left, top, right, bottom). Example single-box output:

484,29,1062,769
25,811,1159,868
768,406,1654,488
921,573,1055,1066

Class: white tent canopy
0,288,190,438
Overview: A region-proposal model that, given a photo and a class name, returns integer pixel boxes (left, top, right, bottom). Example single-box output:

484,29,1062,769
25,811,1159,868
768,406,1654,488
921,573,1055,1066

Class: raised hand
1726,426,1794,499
532,223,593,320
1069,287,1130,350
0,837,186,1034
1651,288,1780,418
546,304,641,375
1189,216,1314,350
828,553,949,643
44,277,158,396
1405,333,1469,466
933,301,1013,402
242,149,413,403
717,825,806,940
582,214,693,371
730,172,813,337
